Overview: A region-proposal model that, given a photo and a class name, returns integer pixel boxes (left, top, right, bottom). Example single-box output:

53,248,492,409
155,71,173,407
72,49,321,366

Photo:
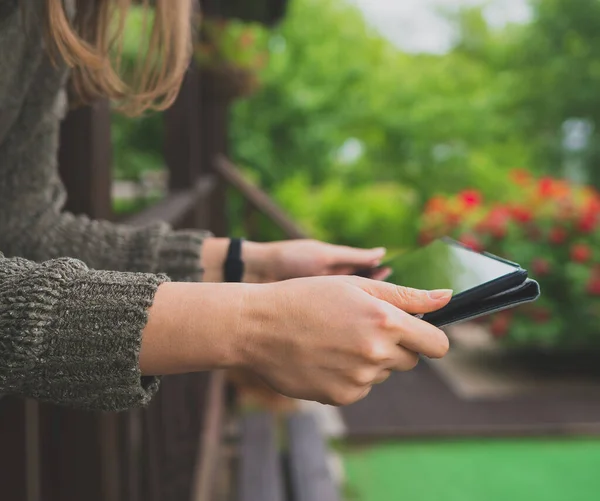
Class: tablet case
423,277,540,328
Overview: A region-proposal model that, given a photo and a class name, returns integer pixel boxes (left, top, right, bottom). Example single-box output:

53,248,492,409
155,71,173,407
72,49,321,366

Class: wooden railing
0,57,305,500
214,156,307,240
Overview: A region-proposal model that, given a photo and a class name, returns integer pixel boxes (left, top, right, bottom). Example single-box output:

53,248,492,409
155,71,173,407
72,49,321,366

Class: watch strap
224,238,244,283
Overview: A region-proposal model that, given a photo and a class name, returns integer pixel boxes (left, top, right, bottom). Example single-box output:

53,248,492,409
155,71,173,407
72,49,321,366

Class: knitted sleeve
0,253,166,411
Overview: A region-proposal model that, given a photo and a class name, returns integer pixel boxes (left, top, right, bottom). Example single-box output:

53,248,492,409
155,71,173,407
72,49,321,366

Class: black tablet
367,238,540,328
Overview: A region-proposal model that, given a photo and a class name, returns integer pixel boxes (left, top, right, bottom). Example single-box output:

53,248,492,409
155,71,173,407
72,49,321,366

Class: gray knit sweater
0,2,210,410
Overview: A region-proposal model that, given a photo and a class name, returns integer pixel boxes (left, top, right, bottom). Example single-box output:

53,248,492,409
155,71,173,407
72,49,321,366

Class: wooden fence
0,56,305,501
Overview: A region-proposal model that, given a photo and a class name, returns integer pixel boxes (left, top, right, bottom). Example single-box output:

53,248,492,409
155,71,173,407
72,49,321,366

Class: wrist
141,282,254,374
201,238,228,282
242,241,277,283
232,282,279,371
201,238,276,283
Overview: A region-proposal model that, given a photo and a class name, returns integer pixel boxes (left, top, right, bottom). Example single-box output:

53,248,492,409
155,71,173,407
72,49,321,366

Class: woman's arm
0,250,451,411
139,276,452,407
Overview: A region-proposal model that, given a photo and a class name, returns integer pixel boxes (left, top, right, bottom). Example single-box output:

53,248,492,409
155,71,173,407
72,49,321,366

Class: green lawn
343,439,600,501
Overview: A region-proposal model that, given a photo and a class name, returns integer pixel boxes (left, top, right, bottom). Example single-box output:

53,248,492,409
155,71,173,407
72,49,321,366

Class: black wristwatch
224,238,245,283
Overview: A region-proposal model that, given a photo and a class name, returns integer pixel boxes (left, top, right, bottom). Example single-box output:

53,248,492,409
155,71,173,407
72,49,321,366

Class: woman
0,0,451,411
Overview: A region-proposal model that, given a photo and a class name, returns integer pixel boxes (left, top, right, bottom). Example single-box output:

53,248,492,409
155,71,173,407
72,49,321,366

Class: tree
231,0,527,205
502,0,600,186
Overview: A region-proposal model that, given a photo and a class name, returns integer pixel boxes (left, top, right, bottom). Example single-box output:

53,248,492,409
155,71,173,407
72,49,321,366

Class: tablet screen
384,239,520,297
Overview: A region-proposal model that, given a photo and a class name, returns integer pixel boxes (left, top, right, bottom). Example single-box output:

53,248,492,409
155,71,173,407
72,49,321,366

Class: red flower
459,234,483,252
570,244,592,263
511,205,533,224
532,258,551,276
459,190,482,209
587,277,600,296
539,177,571,199
539,177,555,198
584,195,600,213
549,227,567,245
578,212,598,234
488,219,508,239
490,314,511,338
478,207,510,238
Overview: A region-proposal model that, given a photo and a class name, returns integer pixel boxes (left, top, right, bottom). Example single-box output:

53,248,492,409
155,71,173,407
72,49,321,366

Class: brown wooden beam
58,100,113,220
123,177,215,228
199,79,230,237
192,371,226,501
214,156,307,240
165,67,201,192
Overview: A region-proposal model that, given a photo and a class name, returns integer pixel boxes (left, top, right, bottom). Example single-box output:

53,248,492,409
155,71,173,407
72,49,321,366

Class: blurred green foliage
114,0,600,249
230,0,531,245
112,7,164,183
195,19,270,71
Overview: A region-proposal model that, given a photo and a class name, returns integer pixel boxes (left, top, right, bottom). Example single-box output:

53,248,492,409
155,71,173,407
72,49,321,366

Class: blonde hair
42,0,193,115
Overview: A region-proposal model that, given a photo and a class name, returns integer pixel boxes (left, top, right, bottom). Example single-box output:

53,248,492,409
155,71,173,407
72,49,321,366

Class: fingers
325,244,386,268
374,369,392,384
337,348,419,403
321,341,433,407
391,345,420,371
380,303,450,358
370,266,392,281
350,276,453,314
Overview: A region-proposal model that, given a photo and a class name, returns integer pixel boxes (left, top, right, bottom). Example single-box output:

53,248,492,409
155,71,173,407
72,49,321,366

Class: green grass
342,439,600,501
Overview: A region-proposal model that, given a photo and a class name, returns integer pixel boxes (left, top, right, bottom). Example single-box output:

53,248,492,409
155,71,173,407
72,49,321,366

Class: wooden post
120,410,143,501
39,407,121,501
165,67,201,192
58,100,113,220
199,74,230,237
0,398,41,501
164,66,211,229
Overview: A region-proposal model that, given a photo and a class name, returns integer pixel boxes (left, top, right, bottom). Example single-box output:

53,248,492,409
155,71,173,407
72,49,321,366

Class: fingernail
428,289,453,300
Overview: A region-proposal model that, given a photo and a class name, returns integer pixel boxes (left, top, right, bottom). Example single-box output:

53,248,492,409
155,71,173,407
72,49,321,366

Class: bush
272,175,419,250
420,170,600,349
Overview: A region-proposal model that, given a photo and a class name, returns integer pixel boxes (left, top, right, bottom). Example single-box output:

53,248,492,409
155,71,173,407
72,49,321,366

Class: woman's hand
140,277,451,407
202,238,390,283
246,239,390,282
237,276,451,406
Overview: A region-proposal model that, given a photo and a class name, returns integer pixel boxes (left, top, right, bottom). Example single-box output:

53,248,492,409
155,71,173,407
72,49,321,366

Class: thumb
349,277,453,314
326,245,386,267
